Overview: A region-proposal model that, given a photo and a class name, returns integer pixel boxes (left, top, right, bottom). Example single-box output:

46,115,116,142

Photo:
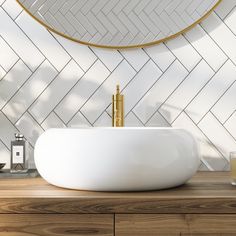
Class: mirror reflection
18,0,221,48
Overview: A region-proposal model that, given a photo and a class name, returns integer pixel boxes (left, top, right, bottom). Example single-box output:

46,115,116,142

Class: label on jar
13,146,24,164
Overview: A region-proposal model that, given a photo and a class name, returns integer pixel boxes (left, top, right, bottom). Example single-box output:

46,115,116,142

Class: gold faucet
112,85,124,127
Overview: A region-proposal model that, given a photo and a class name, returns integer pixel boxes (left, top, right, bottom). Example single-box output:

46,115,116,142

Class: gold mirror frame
16,0,222,49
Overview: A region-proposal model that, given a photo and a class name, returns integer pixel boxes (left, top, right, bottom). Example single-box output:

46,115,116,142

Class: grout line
169,59,230,126
197,60,236,124
210,110,236,144
1,59,46,113
224,109,236,125
143,58,200,125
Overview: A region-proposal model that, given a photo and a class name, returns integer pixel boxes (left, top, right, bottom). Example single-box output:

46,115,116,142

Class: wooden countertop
0,172,235,214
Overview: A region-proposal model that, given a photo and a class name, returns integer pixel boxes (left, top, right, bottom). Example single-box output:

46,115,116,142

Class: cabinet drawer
115,214,236,236
0,214,113,236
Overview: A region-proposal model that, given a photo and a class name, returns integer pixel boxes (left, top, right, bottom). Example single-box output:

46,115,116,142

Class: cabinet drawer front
0,214,113,236
116,214,236,236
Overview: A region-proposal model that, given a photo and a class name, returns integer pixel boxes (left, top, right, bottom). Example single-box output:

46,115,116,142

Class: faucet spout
112,85,124,127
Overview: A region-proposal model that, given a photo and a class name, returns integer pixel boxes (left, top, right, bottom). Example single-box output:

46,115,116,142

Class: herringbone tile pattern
0,0,236,170
18,0,219,46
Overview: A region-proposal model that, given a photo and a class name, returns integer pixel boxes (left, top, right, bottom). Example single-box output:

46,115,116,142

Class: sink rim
52,127,184,130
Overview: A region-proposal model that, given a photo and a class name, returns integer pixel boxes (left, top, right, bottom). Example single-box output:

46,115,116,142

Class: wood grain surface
0,172,235,214
0,214,113,236
115,214,236,236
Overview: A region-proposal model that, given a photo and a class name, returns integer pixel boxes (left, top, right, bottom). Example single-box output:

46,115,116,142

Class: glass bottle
11,133,28,173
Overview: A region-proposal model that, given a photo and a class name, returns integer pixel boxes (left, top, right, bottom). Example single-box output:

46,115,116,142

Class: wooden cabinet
0,214,113,236
115,214,236,236
2,214,236,236
0,172,236,235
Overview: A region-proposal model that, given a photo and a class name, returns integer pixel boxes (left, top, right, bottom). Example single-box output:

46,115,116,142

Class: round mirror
17,0,221,49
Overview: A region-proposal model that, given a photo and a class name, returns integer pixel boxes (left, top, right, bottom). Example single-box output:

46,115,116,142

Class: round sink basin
34,127,200,191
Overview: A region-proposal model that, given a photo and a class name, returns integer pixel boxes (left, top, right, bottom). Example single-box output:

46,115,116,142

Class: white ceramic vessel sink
34,127,200,191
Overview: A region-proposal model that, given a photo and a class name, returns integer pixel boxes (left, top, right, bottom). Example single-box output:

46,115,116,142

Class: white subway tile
92,0,108,15
93,111,111,127
225,111,236,140
224,6,236,35
30,60,84,124
185,25,227,71
81,0,97,15
145,112,170,127
0,111,18,149
169,12,186,31
123,60,162,116
202,13,236,65
0,60,31,109
55,60,109,124
45,12,67,35
75,12,96,35
16,11,71,71
2,0,23,19
173,112,228,171
128,11,149,36
69,0,87,15
54,34,97,72
0,141,10,169
159,11,180,33
144,43,175,72
41,112,66,130
3,60,57,123
107,12,128,36
196,0,215,15
160,60,214,123
68,112,91,128
0,37,18,72
215,0,236,19
149,12,170,36
144,0,159,14
81,60,135,124
117,12,138,36
102,0,117,15
134,60,188,123
112,0,128,14
125,112,144,127
27,144,36,169
139,11,160,35
199,112,236,160
59,0,76,15
120,48,149,71
88,14,106,37
64,11,86,36
0,8,44,71
134,1,149,14
166,34,201,71
16,112,44,146
165,0,182,15
212,81,236,123
91,47,123,71
186,60,236,123
0,66,6,80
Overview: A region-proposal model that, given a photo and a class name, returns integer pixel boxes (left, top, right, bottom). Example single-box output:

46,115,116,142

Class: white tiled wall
0,0,236,171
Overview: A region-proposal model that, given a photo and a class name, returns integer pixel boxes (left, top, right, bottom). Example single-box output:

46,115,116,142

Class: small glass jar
230,152,236,185
10,133,28,173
